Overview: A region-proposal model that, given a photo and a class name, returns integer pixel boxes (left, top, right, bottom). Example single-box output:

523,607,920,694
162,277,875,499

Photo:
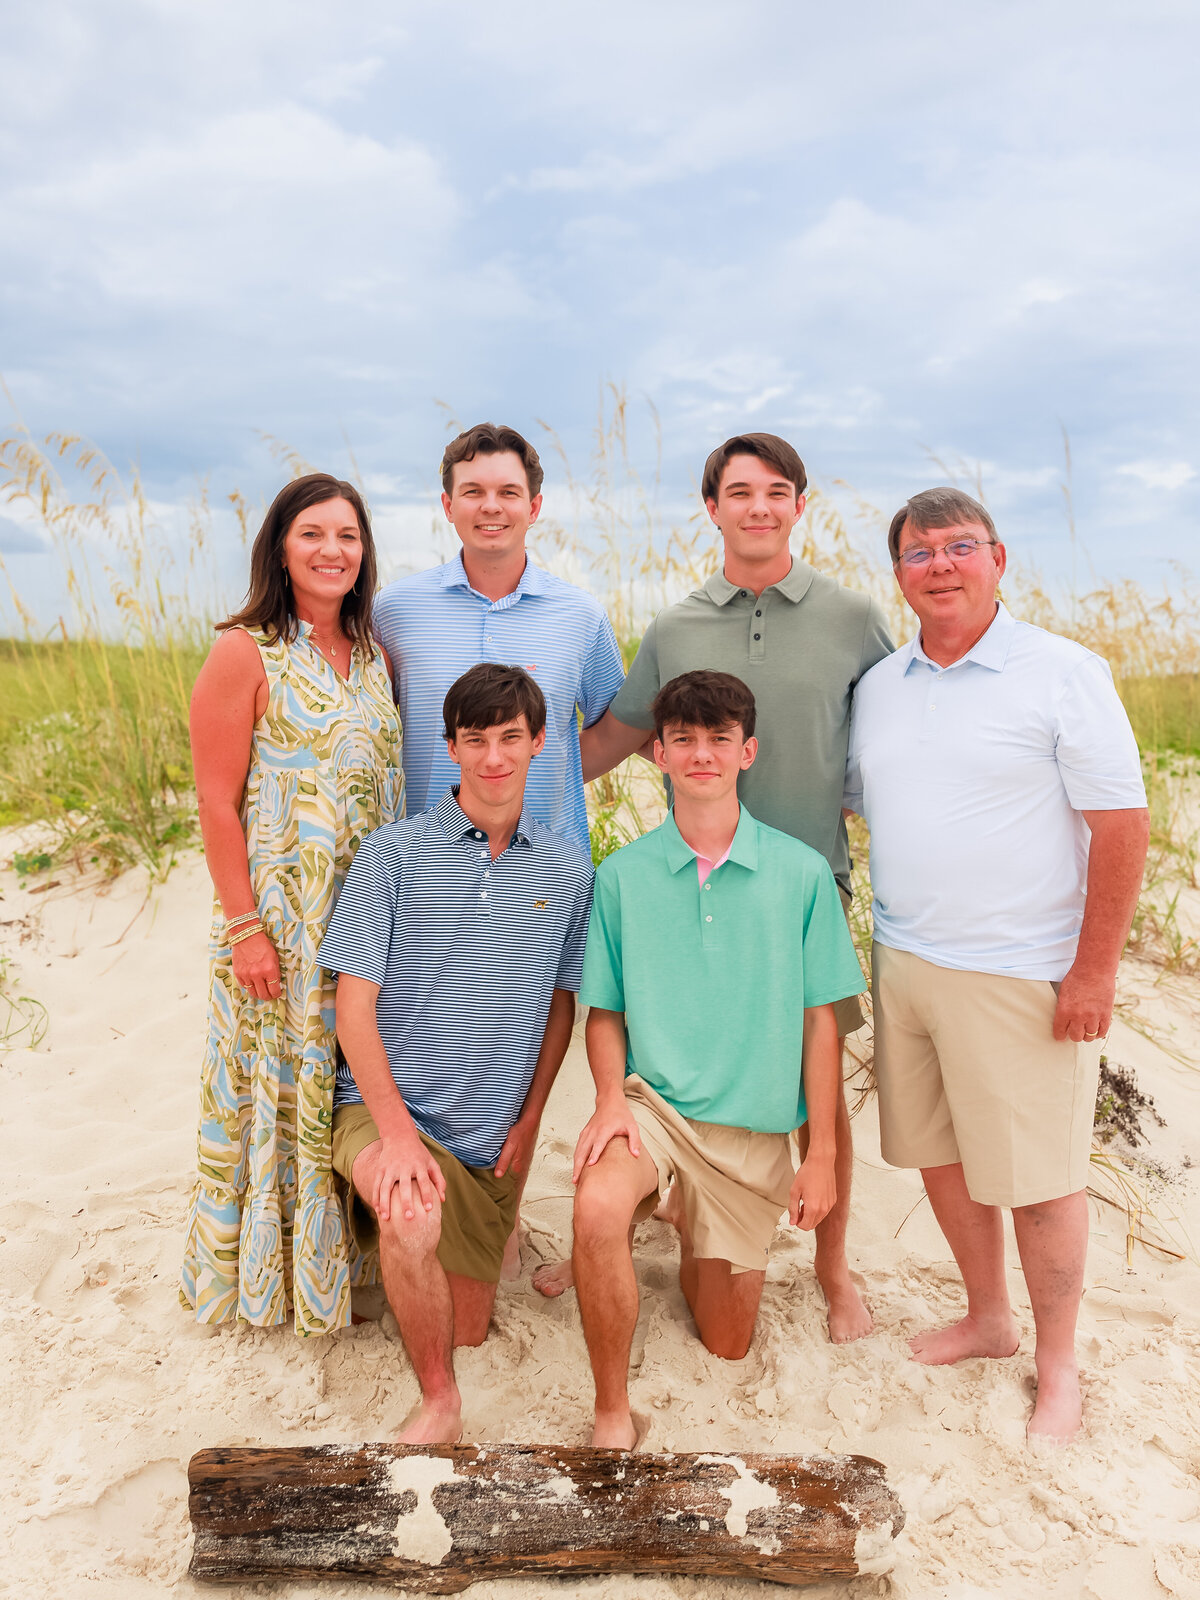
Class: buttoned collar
661,805,760,875
703,557,816,608
432,786,534,849
902,602,1017,676
438,552,549,600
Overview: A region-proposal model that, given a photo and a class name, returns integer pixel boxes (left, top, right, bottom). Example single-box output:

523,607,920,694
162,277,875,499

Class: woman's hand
231,929,283,1002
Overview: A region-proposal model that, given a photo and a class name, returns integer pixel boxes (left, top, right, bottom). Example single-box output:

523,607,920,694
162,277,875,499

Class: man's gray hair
887,488,997,564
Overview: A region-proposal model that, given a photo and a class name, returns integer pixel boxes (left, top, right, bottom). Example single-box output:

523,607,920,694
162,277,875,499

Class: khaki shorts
331,1104,518,1284
625,1075,795,1275
834,886,866,1037
872,944,1100,1208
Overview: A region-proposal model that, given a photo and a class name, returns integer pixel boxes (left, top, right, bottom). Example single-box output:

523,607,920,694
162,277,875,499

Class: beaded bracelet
228,921,265,947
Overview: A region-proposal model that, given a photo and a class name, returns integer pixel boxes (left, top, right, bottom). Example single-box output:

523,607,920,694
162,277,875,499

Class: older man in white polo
845,487,1149,1442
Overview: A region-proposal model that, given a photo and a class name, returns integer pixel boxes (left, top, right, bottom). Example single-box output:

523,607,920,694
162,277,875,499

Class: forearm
580,713,653,783
1074,808,1151,976
584,1007,629,1104
800,1004,840,1161
196,796,258,919
518,990,576,1125
335,982,420,1144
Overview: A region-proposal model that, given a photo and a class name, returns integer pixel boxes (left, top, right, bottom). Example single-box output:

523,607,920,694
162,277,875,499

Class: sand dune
2,841,1199,1599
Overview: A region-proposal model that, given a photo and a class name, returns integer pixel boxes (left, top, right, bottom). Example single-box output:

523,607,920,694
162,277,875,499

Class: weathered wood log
188,1442,905,1590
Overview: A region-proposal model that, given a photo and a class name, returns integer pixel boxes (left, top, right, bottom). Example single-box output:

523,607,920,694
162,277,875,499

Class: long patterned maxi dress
180,624,404,1336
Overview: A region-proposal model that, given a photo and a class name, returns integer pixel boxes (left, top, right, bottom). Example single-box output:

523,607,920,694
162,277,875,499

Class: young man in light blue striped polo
373,423,628,863
318,665,593,1445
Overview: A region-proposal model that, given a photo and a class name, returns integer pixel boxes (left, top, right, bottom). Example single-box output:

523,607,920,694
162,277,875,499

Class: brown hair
217,474,377,649
441,422,545,498
887,487,998,563
701,433,807,504
652,670,757,742
442,662,547,741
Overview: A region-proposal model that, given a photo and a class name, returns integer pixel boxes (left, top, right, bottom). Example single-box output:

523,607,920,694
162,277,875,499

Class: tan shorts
872,944,1100,1208
331,1104,518,1284
834,886,866,1037
625,1075,795,1275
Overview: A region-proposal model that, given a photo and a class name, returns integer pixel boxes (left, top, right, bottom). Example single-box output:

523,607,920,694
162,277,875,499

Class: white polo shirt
844,605,1146,981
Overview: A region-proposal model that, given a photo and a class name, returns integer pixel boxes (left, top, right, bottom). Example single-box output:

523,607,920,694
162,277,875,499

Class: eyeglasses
896,537,996,570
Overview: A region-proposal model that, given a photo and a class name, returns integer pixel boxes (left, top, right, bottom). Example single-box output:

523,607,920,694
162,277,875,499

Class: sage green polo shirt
579,807,866,1132
610,561,893,891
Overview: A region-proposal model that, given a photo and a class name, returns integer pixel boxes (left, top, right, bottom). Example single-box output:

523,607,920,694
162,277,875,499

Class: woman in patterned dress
181,474,404,1336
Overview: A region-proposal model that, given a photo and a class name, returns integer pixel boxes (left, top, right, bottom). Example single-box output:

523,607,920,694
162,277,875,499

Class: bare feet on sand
397,1395,463,1445
591,1409,648,1450
909,1313,1020,1366
1027,1362,1082,1443
532,1258,574,1298
818,1267,874,1344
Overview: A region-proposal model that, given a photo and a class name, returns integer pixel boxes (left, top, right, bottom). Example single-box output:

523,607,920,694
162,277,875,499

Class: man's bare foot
1027,1362,1082,1443
532,1259,575,1298
501,1223,522,1282
818,1268,874,1344
909,1313,1020,1365
397,1394,463,1445
591,1408,647,1450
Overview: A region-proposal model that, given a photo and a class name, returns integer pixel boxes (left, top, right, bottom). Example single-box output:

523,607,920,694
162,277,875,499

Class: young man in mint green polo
571,670,865,1450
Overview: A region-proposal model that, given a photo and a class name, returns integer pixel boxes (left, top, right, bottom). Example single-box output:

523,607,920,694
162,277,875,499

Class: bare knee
698,1323,753,1361
573,1179,636,1253
379,1200,442,1262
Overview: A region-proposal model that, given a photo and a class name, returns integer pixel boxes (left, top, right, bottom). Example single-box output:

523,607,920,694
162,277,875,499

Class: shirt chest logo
533,900,547,910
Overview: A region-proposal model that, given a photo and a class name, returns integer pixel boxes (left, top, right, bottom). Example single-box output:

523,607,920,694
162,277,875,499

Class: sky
1,0,1197,623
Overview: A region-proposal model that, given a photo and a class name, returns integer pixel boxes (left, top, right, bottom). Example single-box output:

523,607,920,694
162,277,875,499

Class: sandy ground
2,842,1200,1600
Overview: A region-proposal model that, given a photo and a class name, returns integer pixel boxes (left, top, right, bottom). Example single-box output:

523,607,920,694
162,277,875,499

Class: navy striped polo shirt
318,788,594,1168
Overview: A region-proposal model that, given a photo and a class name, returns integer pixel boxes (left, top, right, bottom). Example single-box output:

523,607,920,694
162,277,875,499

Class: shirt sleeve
608,617,660,731
800,862,867,1008
1053,656,1147,811
554,867,595,992
578,864,626,1011
578,611,627,728
316,833,396,985
856,599,895,680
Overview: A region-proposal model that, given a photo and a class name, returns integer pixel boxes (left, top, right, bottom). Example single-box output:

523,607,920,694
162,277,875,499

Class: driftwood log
188,1442,905,1590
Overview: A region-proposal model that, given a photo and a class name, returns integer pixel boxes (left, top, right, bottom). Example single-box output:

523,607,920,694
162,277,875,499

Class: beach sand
2,841,1199,1599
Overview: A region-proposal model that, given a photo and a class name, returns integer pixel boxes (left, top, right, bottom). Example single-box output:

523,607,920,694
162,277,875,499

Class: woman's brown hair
217,473,378,650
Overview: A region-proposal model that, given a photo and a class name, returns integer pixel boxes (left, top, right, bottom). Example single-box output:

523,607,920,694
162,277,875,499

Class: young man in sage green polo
567,432,893,1342
572,671,865,1449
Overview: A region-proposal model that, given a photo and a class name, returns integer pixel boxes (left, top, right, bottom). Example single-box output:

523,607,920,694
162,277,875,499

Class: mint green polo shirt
579,807,866,1132
610,561,894,891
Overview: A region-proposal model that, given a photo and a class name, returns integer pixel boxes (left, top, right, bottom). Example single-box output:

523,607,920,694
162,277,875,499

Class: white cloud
1116,460,1196,491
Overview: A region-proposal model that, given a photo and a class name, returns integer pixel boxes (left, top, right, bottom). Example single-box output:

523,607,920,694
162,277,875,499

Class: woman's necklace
309,625,346,660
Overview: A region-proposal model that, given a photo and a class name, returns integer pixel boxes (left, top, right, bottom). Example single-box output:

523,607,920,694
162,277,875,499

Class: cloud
0,515,46,554
1116,461,1196,492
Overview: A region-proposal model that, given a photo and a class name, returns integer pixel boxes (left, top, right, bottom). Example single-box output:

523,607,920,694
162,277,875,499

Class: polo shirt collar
703,557,816,608
439,552,549,599
662,805,760,874
433,786,534,848
904,601,1016,675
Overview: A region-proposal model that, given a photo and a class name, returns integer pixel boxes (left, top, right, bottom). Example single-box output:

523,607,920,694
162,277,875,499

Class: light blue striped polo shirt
373,554,626,859
318,788,594,1168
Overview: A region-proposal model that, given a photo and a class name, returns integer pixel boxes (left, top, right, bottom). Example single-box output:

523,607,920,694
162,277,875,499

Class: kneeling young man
318,664,593,1444
572,671,866,1448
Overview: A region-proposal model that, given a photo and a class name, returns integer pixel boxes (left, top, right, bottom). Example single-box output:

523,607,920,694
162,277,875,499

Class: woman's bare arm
190,630,280,1000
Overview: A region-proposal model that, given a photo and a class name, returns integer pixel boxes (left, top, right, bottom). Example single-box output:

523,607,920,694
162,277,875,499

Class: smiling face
442,450,543,565
447,714,546,814
706,453,805,575
654,719,758,806
893,517,1007,641
281,496,364,610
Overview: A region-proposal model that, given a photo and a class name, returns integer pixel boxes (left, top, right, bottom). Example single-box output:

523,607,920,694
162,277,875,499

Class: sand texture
2,841,1199,1599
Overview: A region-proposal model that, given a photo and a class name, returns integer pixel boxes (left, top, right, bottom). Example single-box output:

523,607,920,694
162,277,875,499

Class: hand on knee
380,1198,442,1259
